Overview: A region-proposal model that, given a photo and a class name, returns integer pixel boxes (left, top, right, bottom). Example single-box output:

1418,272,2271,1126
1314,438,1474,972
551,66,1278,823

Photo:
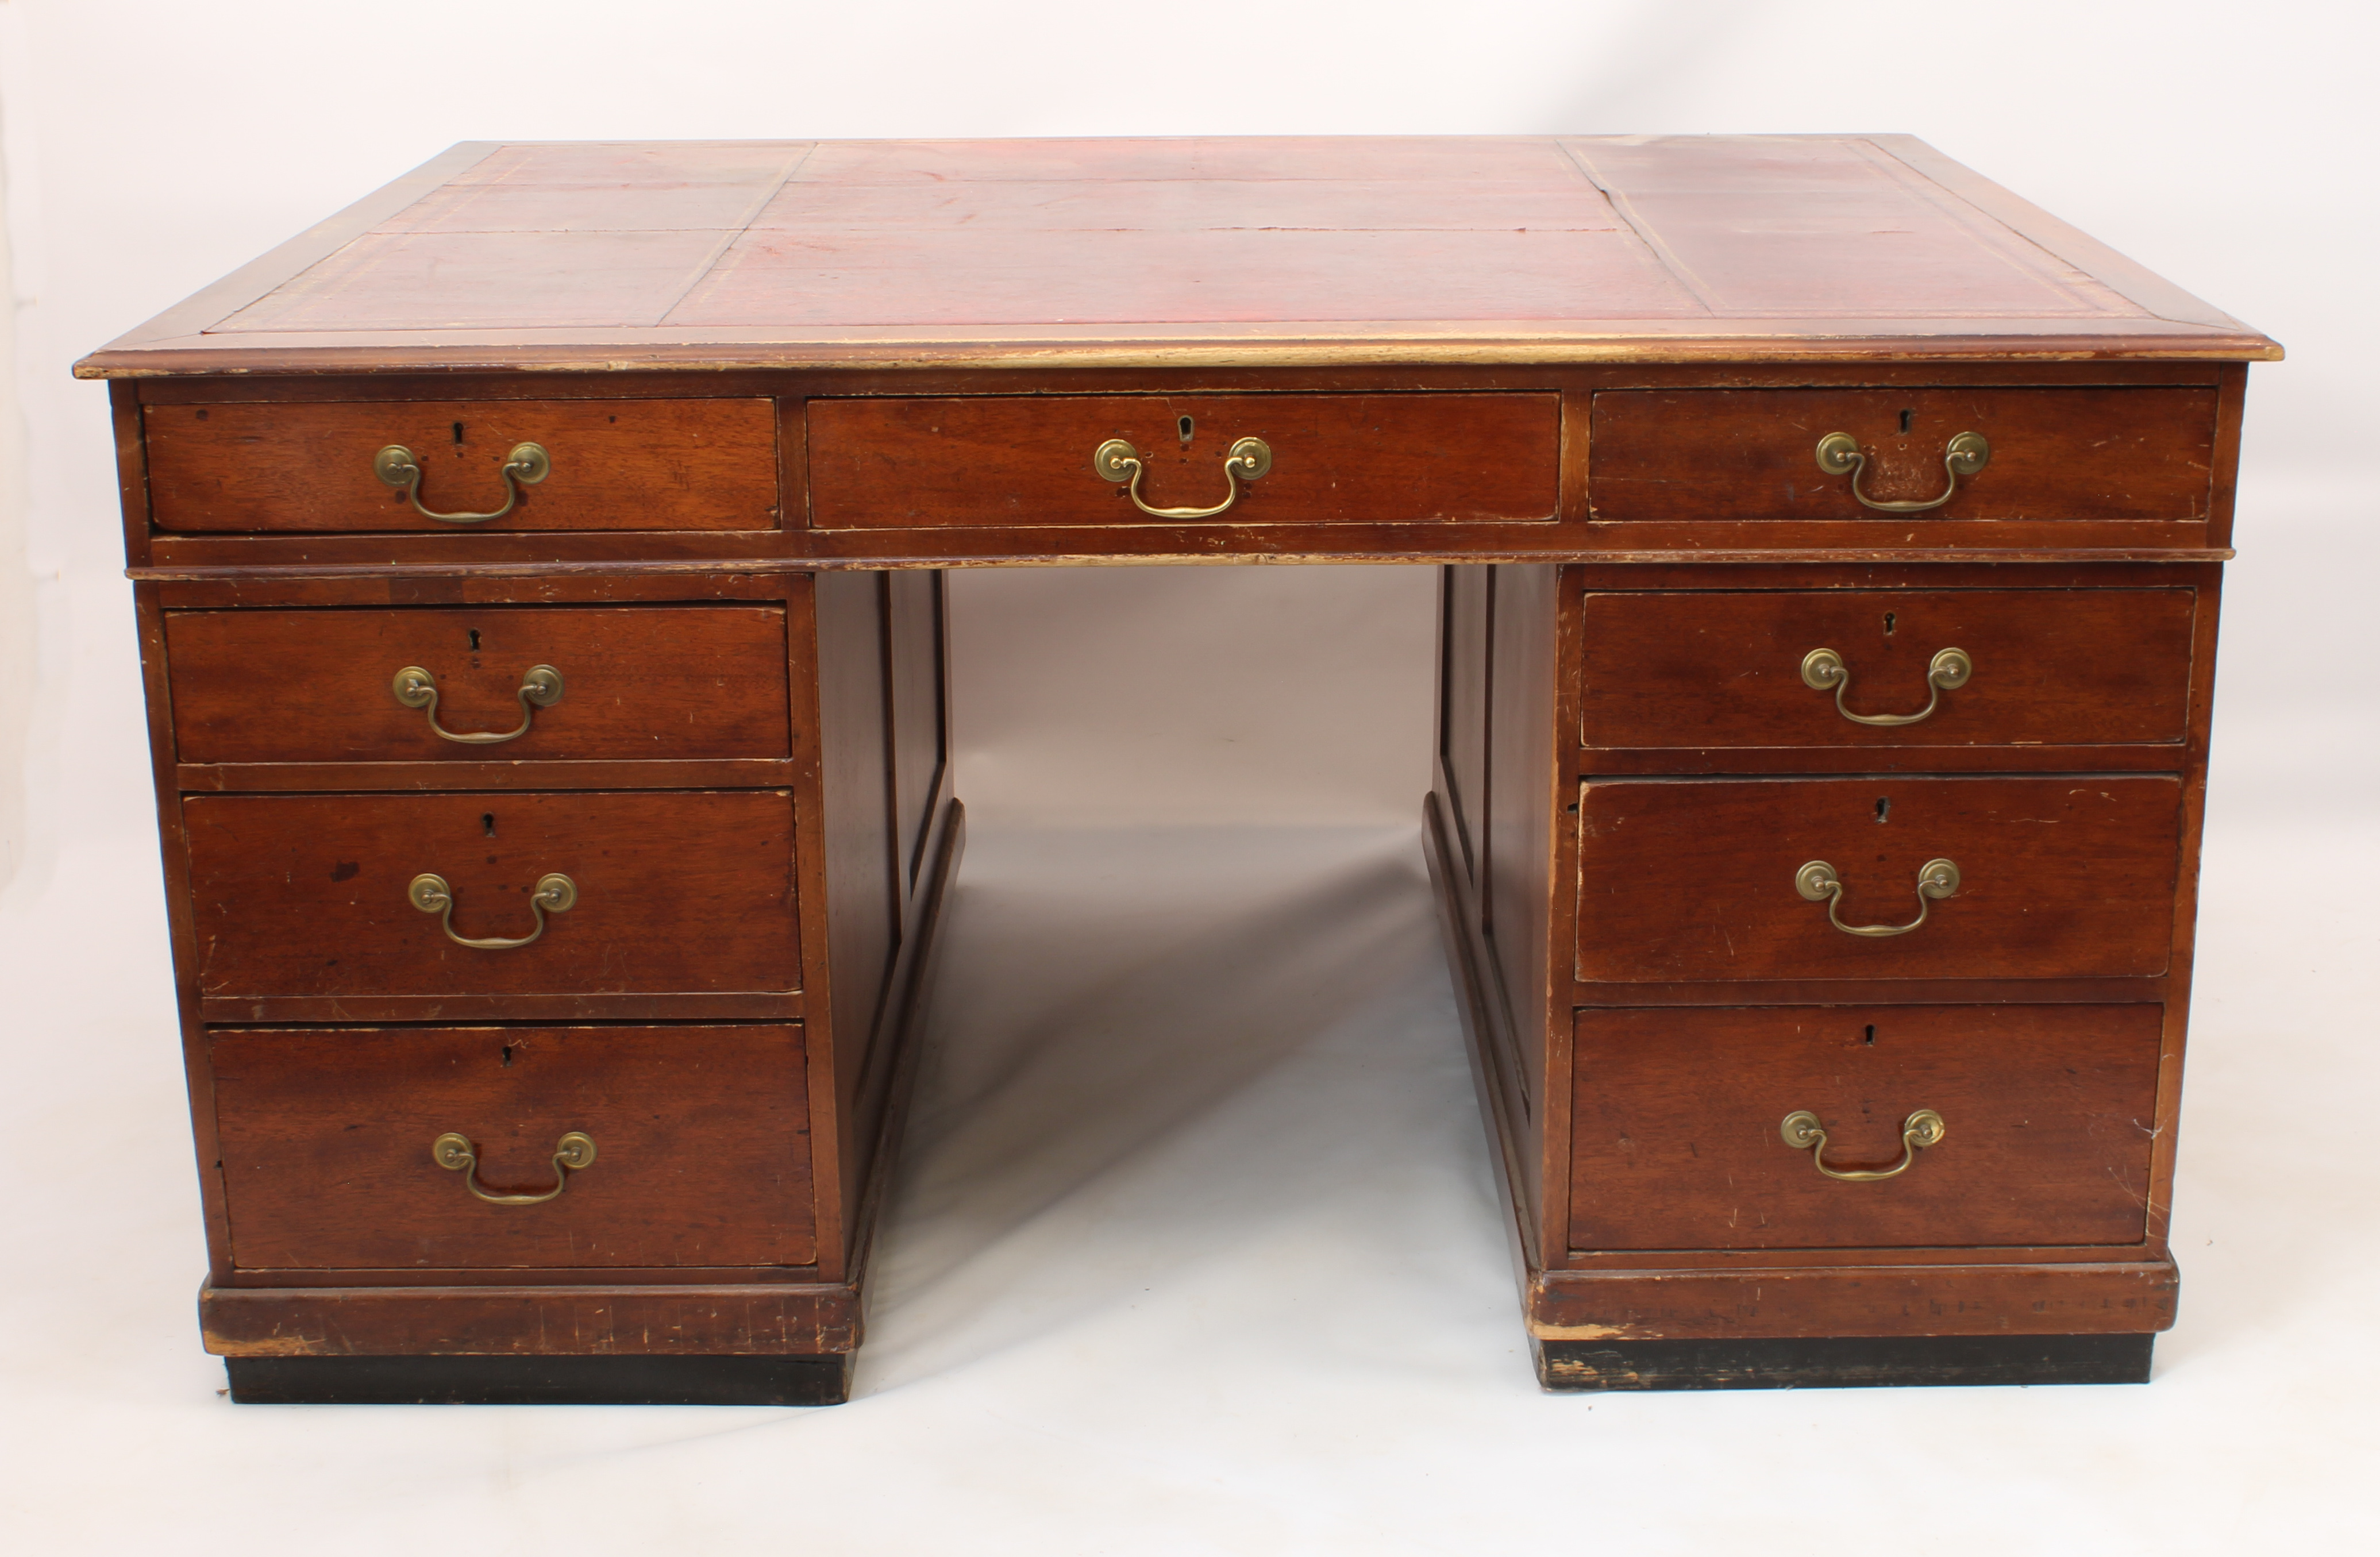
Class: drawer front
806,393,1559,528
1587,387,2217,522
1568,1004,2162,1251
166,606,793,764
211,1024,815,1270
186,791,799,999
144,398,779,533
1570,1004,2170,1247
1574,776,2182,982
1579,588,2196,750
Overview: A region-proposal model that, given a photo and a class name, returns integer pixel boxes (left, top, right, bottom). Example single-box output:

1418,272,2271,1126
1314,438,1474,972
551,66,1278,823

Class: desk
76,136,2277,1403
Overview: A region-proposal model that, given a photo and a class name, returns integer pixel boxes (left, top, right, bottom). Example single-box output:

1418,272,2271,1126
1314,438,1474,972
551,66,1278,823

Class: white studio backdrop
2,5,2376,1555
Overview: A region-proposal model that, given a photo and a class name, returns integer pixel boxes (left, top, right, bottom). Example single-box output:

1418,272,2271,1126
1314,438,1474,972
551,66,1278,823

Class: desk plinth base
226,1352,853,1406
1536,1333,2153,1392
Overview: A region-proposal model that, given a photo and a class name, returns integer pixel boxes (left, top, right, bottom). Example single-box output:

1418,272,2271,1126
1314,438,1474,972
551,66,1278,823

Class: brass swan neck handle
1800,646,1971,726
433,1131,597,1205
409,871,577,949
1794,858,1960,938
374,441,550,524
1780,1109,1946,1182
1093,436,1272,519
1814,430,1989,513
391,664,564,745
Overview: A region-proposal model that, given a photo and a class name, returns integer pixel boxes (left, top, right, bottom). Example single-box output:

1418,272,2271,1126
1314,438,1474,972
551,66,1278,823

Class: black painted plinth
226,1353,853,1406
1537,1333,2154,1392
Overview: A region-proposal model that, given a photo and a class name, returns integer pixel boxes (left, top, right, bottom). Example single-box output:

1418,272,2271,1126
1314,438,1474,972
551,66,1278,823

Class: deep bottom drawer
211,1024,817,1271
1568,1003,2162,1251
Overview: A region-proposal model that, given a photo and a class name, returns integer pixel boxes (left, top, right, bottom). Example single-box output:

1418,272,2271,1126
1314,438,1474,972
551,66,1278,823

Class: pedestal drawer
1568,1004,2162,1251
1573,775,2182,982
806,393,1559,528
144,398,779,533
211,1024,816,1270
1586,387,2217,522
1578,588,2196,751
165,605,793,764
184,791,799,1000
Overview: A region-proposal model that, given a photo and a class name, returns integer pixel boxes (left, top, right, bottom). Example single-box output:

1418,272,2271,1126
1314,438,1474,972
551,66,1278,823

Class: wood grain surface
1573,775,2183,981
210,1024,816,1271
1566,1003,2162,1251
144,398,779,532
806,394,1560,528
184,790,799,999
165,605,791,763
1577,587,2197,751
1530,1259,2177,1339
201,1278,860,1356
1587,387,2219,522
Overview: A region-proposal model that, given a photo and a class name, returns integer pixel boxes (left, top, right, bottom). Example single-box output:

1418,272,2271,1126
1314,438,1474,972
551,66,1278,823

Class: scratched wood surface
1576,585,2198,751
75,137,2278,375
184,790,802,999
1566,1003,2163,1251
1572,774,2185,982
1586,386,2221,522
211,1024,818,1271
807,393,1560,528
164,604,792,763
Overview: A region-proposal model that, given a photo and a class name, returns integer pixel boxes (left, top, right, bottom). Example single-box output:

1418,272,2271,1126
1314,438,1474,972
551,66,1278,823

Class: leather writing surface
82,136,2275,372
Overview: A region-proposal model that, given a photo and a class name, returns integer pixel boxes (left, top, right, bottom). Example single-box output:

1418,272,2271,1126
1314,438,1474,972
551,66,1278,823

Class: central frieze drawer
1574,775,2182,982
1578,587,2197,750
1587,387,2218,522
1568,1004,2162,1251
211,1024,817,1271
805,394,1561,528
144,398,780,533
184,791,799,999
165,605,794,764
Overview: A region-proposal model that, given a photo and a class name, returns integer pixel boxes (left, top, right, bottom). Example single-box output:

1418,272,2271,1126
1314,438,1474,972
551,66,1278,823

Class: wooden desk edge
126,548,2235,584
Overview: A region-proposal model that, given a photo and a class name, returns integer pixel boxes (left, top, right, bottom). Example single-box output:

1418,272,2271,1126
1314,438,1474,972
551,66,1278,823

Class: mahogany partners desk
76,136,2278,1405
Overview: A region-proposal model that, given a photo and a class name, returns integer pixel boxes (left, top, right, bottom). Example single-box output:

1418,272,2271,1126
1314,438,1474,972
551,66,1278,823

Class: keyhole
1898,408,1913,433
452,421,465,445
1177,414,1195,445
1863,1024,1877,1046
482,812,496,837
467,629,481,652
501,1045,514,1067
1874,797,1890,823
1883,612,1896,635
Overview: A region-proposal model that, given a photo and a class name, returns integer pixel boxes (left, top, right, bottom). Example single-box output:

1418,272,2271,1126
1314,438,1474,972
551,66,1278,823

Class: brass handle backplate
1814,430,1989,513
1780,1108,1946,1181
391,664,564,745
1794,857,1960,938
1800,646,1972,726
374,441,550,523
409,871,577,949
1093,436,1272,519
433,1130,596,1205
